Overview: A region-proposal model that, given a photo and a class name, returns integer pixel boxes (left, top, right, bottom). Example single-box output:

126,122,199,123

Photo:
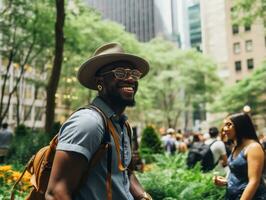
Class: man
0,123,13,163
46,43,152,200
204,127,227,169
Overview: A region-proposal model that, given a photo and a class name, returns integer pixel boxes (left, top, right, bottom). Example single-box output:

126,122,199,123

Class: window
12,104,18,121
245,40,253,52
24,105,32,121
244,24,251,31
34,107,43,121
232,24,239,34
24,84,32,99
247,59,254,70
233,42,241,54
235,61,242,71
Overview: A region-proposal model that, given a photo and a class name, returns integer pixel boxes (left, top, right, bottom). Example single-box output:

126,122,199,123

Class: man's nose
125,74,136,82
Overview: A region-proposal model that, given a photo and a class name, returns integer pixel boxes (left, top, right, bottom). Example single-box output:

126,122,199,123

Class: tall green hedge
139,126,163,163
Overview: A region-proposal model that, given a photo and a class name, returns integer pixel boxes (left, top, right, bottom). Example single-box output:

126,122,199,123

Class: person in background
0,123,13,163
205,127,227,169
213,113,266,200
164,128,176,155
175,134,187,153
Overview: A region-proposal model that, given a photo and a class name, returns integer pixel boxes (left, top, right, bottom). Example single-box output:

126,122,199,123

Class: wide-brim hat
77,42,150,90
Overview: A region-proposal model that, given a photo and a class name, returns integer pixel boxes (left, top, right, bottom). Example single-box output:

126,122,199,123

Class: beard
108,92,136,107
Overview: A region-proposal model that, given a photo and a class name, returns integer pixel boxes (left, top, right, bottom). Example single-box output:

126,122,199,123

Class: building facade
86,0,155,42
201,0,266,132
0,63,46,129
201,0,266,84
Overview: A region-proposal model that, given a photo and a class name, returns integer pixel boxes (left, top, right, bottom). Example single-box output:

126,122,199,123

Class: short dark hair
209,127,219,138
2,123,8,129
229,113,258,145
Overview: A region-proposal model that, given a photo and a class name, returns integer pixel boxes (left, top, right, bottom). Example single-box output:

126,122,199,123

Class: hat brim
77,53,149,90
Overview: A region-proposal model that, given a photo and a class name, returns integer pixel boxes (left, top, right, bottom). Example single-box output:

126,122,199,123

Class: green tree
132,38,222,130
232,0,266,25
211,62,266,122
0,0,55,126
45,0,65,133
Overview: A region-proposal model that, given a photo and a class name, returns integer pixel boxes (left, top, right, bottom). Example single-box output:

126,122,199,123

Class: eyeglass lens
113,68,141,80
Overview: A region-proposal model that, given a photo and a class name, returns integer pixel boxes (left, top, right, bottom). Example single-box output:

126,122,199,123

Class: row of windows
232,24,251,34
2,104,44,122
235,59,254,71
233,40,252,54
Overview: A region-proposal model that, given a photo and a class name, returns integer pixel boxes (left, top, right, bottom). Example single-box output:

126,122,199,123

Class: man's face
97,62,141,107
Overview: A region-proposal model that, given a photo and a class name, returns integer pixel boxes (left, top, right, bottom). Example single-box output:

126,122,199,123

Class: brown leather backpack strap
84,104,113,200
10,155,35,200
107,120,126,171
49,134,58,149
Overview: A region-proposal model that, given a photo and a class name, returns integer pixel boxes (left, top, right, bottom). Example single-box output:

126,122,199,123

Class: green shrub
15,124,30,137
137,154,225,200
6,127,50,167
139,126,163,163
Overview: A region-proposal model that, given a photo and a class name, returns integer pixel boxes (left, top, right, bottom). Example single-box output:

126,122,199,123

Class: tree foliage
232,0,266,25
0,0,55,126
210,62,266,121
132,38,222,129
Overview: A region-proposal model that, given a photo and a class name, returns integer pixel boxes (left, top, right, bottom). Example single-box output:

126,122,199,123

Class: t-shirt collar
92,96,128,122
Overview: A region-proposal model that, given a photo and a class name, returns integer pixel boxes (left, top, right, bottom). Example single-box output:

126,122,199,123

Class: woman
214,113,266,200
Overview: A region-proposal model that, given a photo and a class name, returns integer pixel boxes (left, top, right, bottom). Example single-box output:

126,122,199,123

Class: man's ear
95,77,104,92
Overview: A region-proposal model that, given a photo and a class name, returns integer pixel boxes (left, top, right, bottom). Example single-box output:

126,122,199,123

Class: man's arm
45,150,88,200
129,172,152,200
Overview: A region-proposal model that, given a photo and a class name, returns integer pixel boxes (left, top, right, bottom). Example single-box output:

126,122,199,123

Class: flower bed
0,165,31,199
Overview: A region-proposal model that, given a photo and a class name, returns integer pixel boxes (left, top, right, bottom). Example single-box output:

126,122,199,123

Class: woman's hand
213,176,227,187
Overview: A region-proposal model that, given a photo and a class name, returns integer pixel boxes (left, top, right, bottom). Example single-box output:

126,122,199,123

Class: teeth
122,87,133,89
122,87,134,91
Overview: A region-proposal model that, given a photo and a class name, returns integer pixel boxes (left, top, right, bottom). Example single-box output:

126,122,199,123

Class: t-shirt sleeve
56,109,105,162
216,141,227,156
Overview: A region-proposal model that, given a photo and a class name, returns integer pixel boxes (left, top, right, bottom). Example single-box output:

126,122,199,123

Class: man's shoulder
72,107,104,120
61,108,105,132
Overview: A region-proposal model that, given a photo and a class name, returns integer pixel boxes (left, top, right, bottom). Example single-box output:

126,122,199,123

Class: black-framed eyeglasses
99,67,142,81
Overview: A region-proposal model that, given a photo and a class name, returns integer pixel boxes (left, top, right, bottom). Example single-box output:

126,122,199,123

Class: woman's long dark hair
229,112,259,146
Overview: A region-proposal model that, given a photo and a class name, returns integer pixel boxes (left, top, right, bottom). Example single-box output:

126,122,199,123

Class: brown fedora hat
77,42,149,90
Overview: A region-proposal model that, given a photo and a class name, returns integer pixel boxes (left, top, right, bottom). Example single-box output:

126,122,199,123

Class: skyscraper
187,1,202,51
86,0,155,42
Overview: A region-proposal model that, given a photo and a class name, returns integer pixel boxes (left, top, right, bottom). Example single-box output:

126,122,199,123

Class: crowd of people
160,112,266,200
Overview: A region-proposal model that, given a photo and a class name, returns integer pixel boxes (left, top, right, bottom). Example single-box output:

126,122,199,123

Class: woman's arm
240,143,264,200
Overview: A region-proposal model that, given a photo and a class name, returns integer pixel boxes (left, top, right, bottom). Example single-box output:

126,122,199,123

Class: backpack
166,139,176,154
186,140,217,172
11,105,132,200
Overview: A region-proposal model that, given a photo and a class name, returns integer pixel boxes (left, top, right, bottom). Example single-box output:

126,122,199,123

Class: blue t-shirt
57,97,133,200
